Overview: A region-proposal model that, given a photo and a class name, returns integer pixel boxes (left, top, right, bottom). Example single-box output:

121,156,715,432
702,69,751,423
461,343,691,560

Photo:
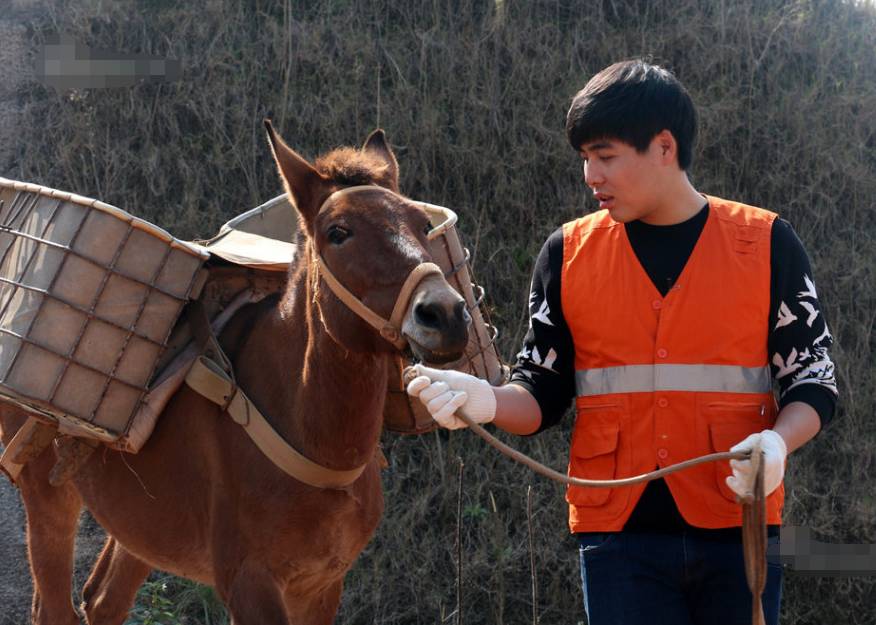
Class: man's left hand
726,429,788,497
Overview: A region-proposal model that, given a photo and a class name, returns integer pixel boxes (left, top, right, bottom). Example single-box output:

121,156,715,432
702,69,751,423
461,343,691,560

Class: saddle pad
192,194,297,271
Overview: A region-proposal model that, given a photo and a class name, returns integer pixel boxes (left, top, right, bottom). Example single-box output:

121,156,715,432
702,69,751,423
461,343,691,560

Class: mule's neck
238,254,389,473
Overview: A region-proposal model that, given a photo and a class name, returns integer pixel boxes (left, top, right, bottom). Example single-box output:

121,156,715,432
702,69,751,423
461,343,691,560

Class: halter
312,186,443,349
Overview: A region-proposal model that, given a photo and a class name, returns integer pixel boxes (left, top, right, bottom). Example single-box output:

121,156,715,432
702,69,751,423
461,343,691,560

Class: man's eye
327,225,351,245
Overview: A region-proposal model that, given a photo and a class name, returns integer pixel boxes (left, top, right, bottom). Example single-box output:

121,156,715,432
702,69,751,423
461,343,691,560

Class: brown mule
0,123,469,625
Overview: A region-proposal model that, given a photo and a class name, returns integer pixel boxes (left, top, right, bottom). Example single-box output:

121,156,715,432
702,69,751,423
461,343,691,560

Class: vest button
657,348,668,358
652,299,662,310
657,398,669,408
657,448,669,460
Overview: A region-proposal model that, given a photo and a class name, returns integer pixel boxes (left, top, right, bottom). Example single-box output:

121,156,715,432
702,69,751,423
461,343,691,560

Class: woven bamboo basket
0,178,209,442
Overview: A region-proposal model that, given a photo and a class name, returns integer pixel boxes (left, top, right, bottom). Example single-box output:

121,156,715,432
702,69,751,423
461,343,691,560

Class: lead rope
406,366,767,625
741,443,767,625
461,413,766,625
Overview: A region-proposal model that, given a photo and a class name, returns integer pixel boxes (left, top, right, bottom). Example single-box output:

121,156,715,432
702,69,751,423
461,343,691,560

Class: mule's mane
314,147,395,189
289,146,397,270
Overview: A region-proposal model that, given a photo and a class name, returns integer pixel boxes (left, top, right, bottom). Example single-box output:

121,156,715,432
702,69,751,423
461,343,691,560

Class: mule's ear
264,119,328,227
362,128,399,191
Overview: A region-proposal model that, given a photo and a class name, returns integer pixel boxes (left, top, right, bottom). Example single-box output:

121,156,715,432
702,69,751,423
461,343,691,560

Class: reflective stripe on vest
575,364,772,396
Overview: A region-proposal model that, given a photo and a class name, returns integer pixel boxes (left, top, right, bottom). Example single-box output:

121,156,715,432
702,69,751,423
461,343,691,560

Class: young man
407,60,838,625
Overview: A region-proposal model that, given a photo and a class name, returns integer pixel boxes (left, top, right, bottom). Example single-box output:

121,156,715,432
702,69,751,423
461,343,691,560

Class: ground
0,467,31,625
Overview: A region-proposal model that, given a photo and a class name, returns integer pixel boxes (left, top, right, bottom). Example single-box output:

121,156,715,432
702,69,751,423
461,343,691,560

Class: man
406,60,837,625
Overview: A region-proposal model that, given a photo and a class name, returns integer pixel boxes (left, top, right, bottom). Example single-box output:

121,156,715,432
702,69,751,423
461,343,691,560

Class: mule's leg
14,434,83,625
80,537,115,609
222,564,288,625
284,581,343,625
81,537,151,625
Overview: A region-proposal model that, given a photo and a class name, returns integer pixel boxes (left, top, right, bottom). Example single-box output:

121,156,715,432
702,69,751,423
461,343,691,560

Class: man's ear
264,119,329,228
362,128,399,191
654,129,678,166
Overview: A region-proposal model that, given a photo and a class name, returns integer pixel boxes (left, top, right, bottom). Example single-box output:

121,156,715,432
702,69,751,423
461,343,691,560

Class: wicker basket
0,178,209,442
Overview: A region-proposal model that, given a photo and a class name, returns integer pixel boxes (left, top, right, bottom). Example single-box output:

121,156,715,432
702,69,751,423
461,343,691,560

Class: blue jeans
578,531,783,625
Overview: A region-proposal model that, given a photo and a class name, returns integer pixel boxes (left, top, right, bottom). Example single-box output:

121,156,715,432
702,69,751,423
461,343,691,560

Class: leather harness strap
185,356,366,489
315,255,442,349
0,417,57,483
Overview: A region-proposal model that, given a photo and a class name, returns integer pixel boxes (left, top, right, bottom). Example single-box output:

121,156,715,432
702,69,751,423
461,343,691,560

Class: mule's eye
327,225,351,245
422,222,433,236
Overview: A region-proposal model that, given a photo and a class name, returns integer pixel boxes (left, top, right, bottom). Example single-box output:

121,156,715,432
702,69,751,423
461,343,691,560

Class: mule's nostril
414,301,442,329
453,300,470,325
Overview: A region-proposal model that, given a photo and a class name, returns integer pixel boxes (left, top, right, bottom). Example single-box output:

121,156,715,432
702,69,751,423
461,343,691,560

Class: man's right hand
405,364,497,430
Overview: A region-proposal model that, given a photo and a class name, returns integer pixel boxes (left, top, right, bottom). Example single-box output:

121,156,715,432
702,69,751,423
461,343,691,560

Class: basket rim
0,177,211,261
217,193,459,239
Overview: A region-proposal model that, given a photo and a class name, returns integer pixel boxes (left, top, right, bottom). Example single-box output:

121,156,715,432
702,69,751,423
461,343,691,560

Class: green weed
124,575,227,625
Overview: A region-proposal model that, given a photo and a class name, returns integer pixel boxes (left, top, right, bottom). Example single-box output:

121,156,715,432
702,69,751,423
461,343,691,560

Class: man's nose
583,161,602,187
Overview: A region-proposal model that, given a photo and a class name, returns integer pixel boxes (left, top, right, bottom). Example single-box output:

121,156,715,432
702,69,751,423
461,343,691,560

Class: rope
448,410,767,625
454,412,751,488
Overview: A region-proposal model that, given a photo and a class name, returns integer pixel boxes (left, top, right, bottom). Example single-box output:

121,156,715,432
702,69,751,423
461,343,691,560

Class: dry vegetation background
1,0,875,623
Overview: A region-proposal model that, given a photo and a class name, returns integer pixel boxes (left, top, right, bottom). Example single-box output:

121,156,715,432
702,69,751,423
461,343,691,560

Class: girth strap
185,356,366,489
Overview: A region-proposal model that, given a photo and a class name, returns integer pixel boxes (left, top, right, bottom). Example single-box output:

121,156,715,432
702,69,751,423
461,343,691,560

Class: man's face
578,135,666,223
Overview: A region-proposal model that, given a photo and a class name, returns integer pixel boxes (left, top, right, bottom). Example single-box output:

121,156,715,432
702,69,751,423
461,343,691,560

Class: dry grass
3,0,875,623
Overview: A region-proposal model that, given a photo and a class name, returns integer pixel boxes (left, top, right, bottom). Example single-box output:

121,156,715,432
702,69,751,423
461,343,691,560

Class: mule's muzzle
403,282,470,364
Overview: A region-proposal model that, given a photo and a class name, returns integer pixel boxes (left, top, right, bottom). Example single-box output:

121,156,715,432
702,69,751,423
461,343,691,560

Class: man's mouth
594,193,614,209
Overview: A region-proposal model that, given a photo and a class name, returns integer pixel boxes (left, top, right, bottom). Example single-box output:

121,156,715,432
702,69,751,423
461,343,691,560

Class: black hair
565,60,697,170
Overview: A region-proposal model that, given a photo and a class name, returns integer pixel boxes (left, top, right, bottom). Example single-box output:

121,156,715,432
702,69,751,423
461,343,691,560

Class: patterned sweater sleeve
769,218,838,429
508,227,577,433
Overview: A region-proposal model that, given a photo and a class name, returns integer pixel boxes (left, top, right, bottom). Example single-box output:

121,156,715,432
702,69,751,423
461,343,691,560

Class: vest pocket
567,421,620,507
708,420,761,503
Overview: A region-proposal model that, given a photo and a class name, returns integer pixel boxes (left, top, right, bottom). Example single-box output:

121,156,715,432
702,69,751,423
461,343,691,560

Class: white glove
405,364,496,430
726,429,788,498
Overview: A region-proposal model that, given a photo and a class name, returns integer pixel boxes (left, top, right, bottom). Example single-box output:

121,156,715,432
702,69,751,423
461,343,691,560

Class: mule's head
264,120,469,363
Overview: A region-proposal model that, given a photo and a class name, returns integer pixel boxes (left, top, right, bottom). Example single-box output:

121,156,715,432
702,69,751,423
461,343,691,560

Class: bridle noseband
312,186,443,349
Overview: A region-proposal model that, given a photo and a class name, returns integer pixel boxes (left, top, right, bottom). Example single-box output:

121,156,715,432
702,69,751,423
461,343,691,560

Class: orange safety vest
560,196,783,532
